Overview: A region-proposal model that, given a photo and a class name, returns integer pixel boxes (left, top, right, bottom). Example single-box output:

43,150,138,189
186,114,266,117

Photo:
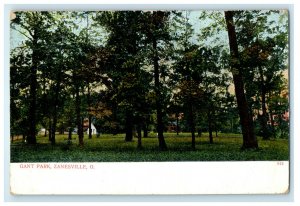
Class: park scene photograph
10,10,289,162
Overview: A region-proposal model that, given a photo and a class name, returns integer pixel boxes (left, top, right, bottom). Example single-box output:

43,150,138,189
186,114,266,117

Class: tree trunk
186,61,196,149
176,112,179,135
88,115,92,139
191,118,196,150
96,128,100,138
208,122,214,144
50,73,62,145
143,124,148,138
68,127,72,145
44,128,47,137
111,102,118,135
137,123,142,149
68,128,72,140
125,112,133,141
125,114,133,141
215,119,218,137
209,128,213,143
269,110,276,138
81,117,84,140
75,85,84,146
198,129,202,137
48,121,52,142
258,66,270,140
208,112,213,144
189,103,196,150
152,29,167,150
27,39,38,145
87,84,92,139
51,115,57,145
224,11,258,149
231,118,234,133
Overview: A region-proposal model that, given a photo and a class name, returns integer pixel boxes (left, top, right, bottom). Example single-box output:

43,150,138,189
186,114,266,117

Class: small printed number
277,162,284,166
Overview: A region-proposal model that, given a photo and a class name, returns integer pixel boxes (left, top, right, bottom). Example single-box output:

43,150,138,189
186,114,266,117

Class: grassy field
10,132,289,162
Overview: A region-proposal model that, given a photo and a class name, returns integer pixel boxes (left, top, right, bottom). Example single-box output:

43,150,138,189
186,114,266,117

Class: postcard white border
10,161,289,195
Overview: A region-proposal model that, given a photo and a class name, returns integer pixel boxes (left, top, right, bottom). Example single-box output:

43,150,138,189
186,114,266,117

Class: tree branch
12,27,33,41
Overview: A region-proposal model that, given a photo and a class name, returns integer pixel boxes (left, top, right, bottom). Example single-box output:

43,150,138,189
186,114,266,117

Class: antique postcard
9,9,289,195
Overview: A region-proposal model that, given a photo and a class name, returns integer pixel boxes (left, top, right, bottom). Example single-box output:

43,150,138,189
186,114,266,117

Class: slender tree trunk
48,118,52,141
269,110,276,138
111,101,118,135
208,111,213,144
190,108,196,150
67,127,72,145
137,123,142,149
186,62,196,149
81,117,84,139
152,32,167,150
68,128,72,140
50,73,62,145
51,115,57,145
176,112,179,135
198,128,202,137
143,123,148,138
187,91,196,149
224,11,258,149
75,85,84,146
88,115,92,139
209,128,213,143
97,127,100,138
44,128,47,137
258,66,270,140
215,116,218,137
27,39,38,145
125,112,133,141
87,85,92,139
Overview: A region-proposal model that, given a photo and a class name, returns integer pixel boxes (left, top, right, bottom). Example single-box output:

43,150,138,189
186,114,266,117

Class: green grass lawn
10,132,289,162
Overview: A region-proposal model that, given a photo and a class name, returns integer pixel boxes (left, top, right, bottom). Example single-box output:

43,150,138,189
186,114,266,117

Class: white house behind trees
86,123,97,135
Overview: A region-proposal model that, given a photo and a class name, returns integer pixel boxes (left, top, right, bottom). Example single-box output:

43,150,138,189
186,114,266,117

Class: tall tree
235,10,289,140
96,11,148,142
10,47,31,141
48,21,69,145
224,11,258,149
171,11,228,148
11,12,54,144
141,11,173,150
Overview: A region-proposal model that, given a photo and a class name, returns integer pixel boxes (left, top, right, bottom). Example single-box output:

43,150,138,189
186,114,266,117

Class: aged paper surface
10,161,289,195
8,8,290,196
